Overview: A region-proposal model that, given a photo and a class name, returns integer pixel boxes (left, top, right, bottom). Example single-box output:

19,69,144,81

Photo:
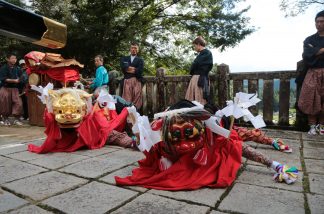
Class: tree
2,0,255,76
280,0,324,17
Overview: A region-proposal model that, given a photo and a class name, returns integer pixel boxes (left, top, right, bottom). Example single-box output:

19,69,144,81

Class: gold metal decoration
48,89,92,128
33,17,67,49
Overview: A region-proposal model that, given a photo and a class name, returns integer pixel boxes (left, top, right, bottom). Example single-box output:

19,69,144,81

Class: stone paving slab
210,211,226,214
8,205,53,214
4,151,47,162
0,188,28,213
3,171,88,201
236,165,303,192
263,130,301,140
218,183,304,214
111,193,210,214
148,187,226,207
0,143,27,155
309,173,324,195
60,149,144,179
303,147,324,160
244,141,258,148
27,153,89,169
254,139,300,151
247,148,301,170
303,140,324,149
99,165,147,192
304,159,324,175
59,156,123,179
73,146,121,157
42,181,138,214
0,157,47,184
302,133,324,142
307,194,324,214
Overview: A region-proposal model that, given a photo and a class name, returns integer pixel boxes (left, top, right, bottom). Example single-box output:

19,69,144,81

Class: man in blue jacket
89,55,109,97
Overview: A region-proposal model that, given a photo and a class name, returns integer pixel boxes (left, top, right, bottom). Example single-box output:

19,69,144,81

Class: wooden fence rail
108,62,307,130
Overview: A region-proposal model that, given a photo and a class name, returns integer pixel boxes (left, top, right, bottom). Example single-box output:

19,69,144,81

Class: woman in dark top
298,10,324,135
185,36,213,105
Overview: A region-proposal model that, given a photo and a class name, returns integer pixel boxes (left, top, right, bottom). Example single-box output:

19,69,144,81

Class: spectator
298,10,324,135
120,42,144,110
0,53,23,126
88,55,109,97
185,36,213,105
18,59,29,120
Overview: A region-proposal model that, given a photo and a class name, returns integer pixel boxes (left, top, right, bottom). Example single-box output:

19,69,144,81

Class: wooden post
279,78,290,125
217,64,229,107
294,60,309,131
248,79,259,115
156,67,166,111
263,80,274,124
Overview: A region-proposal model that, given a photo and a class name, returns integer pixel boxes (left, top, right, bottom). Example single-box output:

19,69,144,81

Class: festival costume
116,99,298,190
27,87,129,153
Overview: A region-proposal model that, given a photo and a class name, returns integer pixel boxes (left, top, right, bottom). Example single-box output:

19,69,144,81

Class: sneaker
13,120,23,126
308,125,317,135
4,120,11,126
0,120,4,125
319,124,324,136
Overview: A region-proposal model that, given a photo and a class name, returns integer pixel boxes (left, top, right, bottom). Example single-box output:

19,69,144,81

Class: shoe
318,124,324,136
308,125,317,135
0,121,4,125
13,120,23,126
4,120,11,126
272,139,292,153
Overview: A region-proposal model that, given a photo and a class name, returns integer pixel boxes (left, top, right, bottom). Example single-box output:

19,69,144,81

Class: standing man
18,59,29,120
298,10,324,135
185,36,213,105
89,55,109,97
120,42,144,110
0,53,23,125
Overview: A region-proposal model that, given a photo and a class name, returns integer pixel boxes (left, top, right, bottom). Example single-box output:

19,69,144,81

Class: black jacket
120,55,144,80
303,33,324,68
190,49,213,76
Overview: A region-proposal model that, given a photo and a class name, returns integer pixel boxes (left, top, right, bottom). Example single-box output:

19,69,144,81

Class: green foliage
1,0,254,76
280,0,324,17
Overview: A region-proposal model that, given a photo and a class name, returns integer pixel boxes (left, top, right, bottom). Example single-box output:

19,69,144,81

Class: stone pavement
0,128,323,214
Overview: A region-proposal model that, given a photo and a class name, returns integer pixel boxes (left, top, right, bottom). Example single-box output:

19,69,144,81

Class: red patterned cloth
28,108,128,153
115,130,242,190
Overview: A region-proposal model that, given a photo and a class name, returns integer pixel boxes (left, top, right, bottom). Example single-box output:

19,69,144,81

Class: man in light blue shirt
89,55,109,97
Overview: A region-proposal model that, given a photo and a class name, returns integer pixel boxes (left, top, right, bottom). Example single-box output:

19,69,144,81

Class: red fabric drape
28,108,128,153
26,67,80,83
115,130,242,190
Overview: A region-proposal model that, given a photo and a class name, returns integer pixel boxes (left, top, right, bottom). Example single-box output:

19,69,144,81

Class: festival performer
25,52,134,153
115,98,298,190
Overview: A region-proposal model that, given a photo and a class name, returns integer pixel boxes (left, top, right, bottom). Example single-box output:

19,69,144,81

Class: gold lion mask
48,89,92,128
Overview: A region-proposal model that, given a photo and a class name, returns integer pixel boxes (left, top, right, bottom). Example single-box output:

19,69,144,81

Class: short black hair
315,10,324,21
130,41,139,47
94,55,103,62
6,53,16,58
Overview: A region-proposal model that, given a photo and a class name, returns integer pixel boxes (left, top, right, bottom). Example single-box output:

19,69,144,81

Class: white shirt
131,55,136,63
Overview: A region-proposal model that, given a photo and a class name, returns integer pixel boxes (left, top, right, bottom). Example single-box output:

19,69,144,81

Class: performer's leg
242,143,272,167
107,130,135,148
235,126,292,153
242,144,298,184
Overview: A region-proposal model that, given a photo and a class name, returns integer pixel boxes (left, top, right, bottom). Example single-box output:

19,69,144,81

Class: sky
211,0,322,73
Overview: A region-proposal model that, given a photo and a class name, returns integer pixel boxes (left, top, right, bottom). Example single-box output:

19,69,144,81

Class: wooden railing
109,62,308,131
